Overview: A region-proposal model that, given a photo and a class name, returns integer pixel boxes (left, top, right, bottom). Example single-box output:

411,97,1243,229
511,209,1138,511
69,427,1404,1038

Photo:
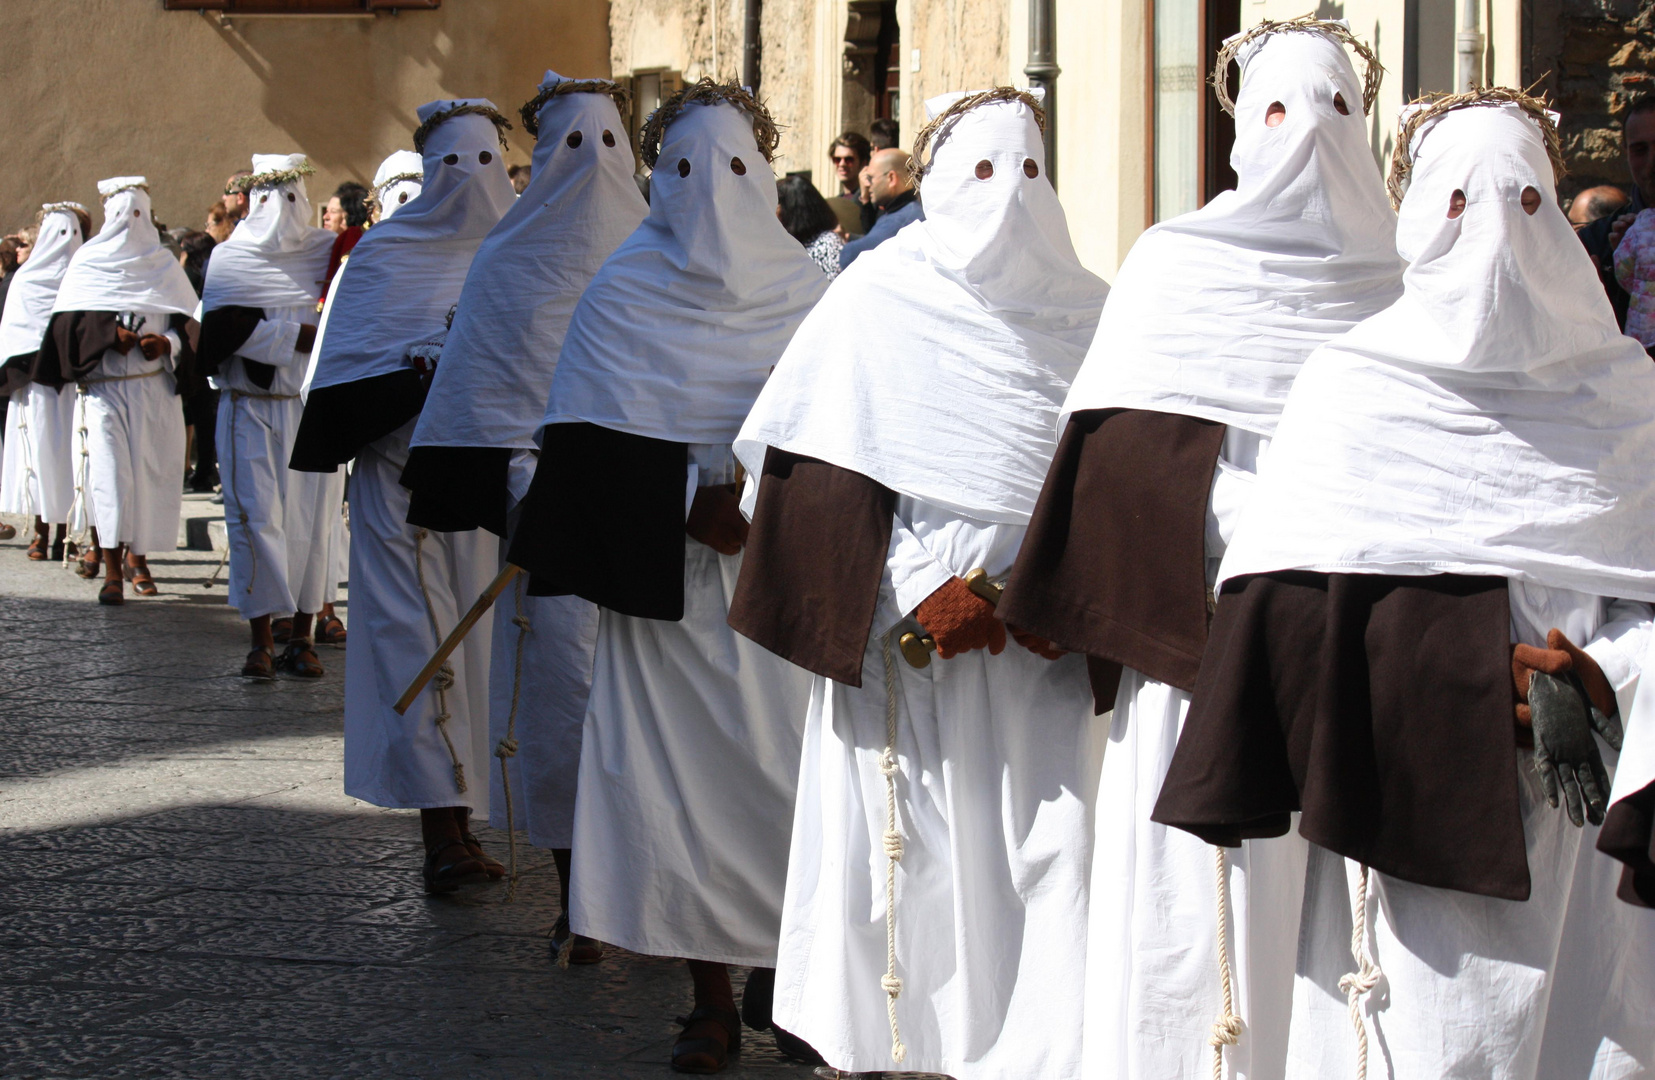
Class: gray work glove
1528,671,1612,827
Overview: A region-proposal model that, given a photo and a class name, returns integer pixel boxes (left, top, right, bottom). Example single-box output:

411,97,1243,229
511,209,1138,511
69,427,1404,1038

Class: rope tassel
415,530,469,796
879,631,908,1064
1339,863,1384,1080
1209,845,1243,1079
495,579,531,903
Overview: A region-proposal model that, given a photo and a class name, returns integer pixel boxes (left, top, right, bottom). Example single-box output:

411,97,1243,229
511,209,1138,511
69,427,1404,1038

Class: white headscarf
201,154,334,312
1220,100,1655,601
52,179,197,317
737,90,1108,524
1063,28,1402,436
307,101,516,393
373,150,425,218
413,74,648,452
0,204,85,362
541,95,829,445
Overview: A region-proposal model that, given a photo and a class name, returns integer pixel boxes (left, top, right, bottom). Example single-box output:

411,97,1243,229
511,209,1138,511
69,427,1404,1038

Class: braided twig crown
1211,15,1383,117
412,103,513,153
908,87,1046,187
519,79,631,138
638,79,779,169
1386,85,1564,208
245,160,317,191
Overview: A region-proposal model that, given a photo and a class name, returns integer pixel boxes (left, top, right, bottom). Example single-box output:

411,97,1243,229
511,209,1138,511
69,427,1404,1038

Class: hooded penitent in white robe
372,150,425,221
507,89,828,964
201,154,341,622
405,73,647,849
50,179,197,556
295,101,515,813
735,89,1110,1079
1,203,85,523
1003,28,1406,1080
1179,99,1655,1078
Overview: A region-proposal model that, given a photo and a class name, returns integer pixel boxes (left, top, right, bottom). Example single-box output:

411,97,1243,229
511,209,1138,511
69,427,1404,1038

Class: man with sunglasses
825,131,870,238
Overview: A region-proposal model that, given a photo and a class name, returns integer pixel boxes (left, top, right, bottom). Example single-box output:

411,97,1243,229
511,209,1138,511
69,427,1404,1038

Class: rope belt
78,367,165,389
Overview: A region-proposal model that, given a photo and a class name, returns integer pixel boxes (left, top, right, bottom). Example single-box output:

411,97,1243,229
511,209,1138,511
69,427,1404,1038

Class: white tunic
772,495,1105,1080
0,382,77,522
569,444,811,966
77,312,184,555
342,421,494,812
214,302,343,620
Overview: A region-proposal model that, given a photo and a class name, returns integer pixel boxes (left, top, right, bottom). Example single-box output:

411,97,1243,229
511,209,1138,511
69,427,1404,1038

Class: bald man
839,147,924,270
1569,184,1630,229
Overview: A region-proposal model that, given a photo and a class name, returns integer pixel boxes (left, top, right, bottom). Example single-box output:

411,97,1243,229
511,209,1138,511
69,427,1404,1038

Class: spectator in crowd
12,225,36,266
869,117,899,150
839,147,923,270
0,236,20,319
776,174,845,279
322,181,370,235
1569,184,1628,230
177,230,220,492
205,202,234,243
223,169,252,224
508,163,532,194
825,132,870,237
1580,95,1655,327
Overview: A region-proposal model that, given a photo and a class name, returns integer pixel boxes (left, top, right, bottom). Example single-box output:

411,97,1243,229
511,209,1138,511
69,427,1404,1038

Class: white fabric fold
53,180,197,317
736,92,1107,524
373,150,425,215
542,98,828,445
413,74,648,452
1062,30,1403,437
0,205,83,362
1221,101,1655,601
202,154,333,313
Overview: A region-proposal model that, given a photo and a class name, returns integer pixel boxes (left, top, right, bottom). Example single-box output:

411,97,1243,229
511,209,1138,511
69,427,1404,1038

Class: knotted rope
67,389,94,565
878,630,908,1064
1209,845,1244,1078
222,392,255,595
495,577,531,903
1338,862,1384,1080
414,528,467,794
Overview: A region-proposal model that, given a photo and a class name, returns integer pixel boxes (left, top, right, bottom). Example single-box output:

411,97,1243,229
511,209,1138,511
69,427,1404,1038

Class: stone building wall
1527,0,1655,194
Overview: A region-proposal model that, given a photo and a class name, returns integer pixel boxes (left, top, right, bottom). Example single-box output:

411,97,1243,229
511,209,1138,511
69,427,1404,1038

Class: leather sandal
131,573,159,597
459,830,506,880
98,580,124,606
671,1006,741,1074
26,536,47,561
549,912,606,965
271,617,293,645
423,839,490,895
314,613,348,645
76,550,102,578
241,646,275,680
0,523,14,540
276,640,324,678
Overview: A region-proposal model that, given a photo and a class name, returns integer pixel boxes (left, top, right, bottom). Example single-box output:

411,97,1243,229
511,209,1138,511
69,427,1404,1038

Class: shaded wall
1,1,610,234
1527,0,1653,197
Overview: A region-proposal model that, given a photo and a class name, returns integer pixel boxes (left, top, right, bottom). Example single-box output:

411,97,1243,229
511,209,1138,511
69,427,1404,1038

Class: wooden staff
394,563,524,715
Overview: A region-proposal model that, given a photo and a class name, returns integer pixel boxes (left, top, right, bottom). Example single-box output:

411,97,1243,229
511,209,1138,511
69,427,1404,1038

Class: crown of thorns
412,103,514,154
100,182,149,202
639,79,780,169
1211,15,1383,117
245,160,317,191
41,202,88,217
908,87,1047,187
1386,84,1566,208
519,79,631,138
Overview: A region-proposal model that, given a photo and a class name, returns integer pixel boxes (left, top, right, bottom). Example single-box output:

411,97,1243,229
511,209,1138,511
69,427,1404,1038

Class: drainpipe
743,0,763,95
1457,0,1483,91
1024,0,1059,188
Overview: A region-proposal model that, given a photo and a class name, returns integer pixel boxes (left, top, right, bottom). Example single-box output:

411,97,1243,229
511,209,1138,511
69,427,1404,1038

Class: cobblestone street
0,508,820,1080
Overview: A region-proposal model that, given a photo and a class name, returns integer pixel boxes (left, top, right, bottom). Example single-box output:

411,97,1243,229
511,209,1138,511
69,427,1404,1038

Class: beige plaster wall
1,1,610,234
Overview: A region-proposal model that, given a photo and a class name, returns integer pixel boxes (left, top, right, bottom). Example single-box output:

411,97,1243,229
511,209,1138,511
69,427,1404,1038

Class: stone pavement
0,512,837,1080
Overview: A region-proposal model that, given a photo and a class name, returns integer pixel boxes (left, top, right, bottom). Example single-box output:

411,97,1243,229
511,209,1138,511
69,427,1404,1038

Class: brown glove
1513,629,1617,725
685,483,748,556
114,325,141,353
917,576,1005,659
295,323,318,353
137,333,171,361
1009,625,1067,660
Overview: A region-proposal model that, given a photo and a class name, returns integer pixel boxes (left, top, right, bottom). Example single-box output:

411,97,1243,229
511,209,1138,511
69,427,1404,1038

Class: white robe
0,383,77,522
214,302,344,621
772,497,1105,1080
342,421,493,812
78,313,184,555
569,445,811,966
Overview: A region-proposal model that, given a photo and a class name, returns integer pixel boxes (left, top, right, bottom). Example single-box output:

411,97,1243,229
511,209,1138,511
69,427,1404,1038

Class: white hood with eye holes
373,150,424,218
540,98,828,445
413,73,648,453
1219,101,1655,602
201,154,334,313
307,100,516,394
53,178,197,318
0,205,84,363
735,91,1109,525
1063,27,1402,438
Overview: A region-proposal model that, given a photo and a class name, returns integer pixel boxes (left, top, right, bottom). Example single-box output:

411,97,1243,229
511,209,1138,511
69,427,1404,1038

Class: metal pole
1024,0,1060,188
743,0,763,94
1457,0,1484,92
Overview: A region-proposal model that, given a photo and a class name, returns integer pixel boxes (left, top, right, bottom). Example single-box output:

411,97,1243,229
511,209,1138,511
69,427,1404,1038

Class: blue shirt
839,191,924,270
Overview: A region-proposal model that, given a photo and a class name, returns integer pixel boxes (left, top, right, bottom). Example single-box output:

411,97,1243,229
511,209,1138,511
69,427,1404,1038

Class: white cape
0,204,83,362
201,154,333,313
53,180,196,318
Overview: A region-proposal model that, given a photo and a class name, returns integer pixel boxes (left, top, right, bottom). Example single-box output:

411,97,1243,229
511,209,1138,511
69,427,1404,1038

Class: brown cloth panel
998,407,1225,701
1599,778,1655,907
289,369,428,473
728,448,896,687
506,422,689,621
196,305,275,389
401,445,514,536
1153,570,1529,901
0,350,37,396
35,310,122,389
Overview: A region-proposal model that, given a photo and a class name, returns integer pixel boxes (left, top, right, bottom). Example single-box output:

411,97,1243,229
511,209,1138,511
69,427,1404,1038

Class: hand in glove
1512,628,1622,749
1009,625,1067,660
685,483,748,556
916,576,1005,659
1526,670,1612,827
